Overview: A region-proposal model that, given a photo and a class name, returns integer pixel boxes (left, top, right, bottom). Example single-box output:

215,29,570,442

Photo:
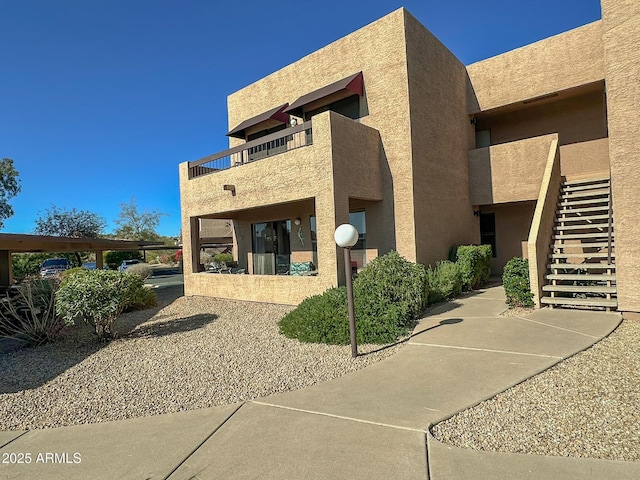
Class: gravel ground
0,288,404,431
432,316,640,462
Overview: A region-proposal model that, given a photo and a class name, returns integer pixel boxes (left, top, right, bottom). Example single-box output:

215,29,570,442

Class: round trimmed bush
279,251,428,345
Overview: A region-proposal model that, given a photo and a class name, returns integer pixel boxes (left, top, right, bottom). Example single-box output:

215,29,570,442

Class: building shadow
360,318,463,356
124,313,218,340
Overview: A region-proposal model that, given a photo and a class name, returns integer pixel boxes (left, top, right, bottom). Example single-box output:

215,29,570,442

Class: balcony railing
188,121,313,179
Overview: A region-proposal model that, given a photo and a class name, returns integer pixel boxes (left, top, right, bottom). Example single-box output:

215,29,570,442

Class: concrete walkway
1,286,638,479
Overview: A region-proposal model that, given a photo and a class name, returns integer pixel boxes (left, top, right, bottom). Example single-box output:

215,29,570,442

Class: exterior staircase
540,176,616,311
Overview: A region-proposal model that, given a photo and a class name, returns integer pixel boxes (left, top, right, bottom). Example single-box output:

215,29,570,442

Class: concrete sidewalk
1,286,638,479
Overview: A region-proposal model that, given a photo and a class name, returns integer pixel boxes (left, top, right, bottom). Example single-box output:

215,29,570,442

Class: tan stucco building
180,1,639,313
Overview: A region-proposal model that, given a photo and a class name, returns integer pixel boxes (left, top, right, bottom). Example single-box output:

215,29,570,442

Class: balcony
188,121,313,179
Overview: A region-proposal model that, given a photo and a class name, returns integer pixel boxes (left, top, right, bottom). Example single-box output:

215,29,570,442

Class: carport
0,233,162,286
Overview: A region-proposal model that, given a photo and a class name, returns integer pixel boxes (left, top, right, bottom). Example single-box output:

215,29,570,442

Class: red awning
283,72,363,117
226,103,290,138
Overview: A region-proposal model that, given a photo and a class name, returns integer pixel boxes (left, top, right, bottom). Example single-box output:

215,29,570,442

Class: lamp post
334,224,359,358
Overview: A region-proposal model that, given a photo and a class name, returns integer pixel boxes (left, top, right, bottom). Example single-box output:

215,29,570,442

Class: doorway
252,220,291,275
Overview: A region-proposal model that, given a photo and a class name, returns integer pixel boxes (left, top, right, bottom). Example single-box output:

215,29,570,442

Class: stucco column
95,250,104,269
601,0,640,312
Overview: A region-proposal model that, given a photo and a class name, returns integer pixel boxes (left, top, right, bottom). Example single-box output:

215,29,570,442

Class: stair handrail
607,173,613,265
527,135,561,308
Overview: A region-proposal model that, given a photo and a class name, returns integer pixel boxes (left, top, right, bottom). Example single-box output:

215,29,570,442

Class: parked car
82,262,97,270
118,259,141,272
40,258,72,277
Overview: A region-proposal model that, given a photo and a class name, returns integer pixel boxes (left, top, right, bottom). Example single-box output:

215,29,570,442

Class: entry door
252,220,291,275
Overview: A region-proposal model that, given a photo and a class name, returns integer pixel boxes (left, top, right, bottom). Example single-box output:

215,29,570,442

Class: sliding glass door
252,220,291,275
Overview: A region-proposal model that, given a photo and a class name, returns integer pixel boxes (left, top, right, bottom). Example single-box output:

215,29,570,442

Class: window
479,213,497,258
304,95,360,121
251,220,291,275
349,211,367,270
310,215,318,269
475,130,491,148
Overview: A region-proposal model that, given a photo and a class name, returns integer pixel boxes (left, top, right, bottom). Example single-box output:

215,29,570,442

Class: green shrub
503,257,534,307
60,267,86,281
456,244,492,290
126,262,153,280
213,253,233,264
126,285,157,311
279,287,350,344
426,261,463,304
104,251,143,270
354,251,427,324
56,270,155,339
279,251,428,345
0,278,69,346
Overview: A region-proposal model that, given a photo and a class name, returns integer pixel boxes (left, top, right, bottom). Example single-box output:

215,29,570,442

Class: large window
252,220,291,275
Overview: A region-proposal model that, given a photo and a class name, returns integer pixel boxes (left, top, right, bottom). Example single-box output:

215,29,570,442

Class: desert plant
456,244,492,290
279,251,428,345
56,270,155,339
0,278,69,346
503,257,534,307
126,262,153,280
426,261,463,304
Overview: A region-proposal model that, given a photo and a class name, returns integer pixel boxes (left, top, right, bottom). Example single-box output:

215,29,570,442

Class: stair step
558,197,610,207
548,263,616,270
546,273,616,281
542,285,617,294
556,214,611,223
563,182,610,193
554,232,611,239
558,206,610,215
540,296,617,308
562,177,611,187
561,189,610,199
554,223,610,231
552,242,614,248
550,252,614,259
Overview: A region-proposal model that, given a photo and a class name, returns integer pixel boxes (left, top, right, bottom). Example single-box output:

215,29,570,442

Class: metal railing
188,121,313,179
607,175,614,266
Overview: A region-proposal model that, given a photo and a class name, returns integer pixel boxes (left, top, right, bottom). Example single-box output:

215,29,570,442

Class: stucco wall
474,88,607,147
559,138,610,180
467,21,604,113
180,112,383,303
601,0,640,312
226,8,416,262
404,11,478,266
469,134,556,205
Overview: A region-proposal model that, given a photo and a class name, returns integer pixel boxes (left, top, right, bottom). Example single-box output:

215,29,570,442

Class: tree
34,206,107,266
0,158,21,229
114,197,166,241
34,205,106,238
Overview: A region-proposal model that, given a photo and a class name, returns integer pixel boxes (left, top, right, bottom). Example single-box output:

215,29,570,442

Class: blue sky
1,0,601,237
